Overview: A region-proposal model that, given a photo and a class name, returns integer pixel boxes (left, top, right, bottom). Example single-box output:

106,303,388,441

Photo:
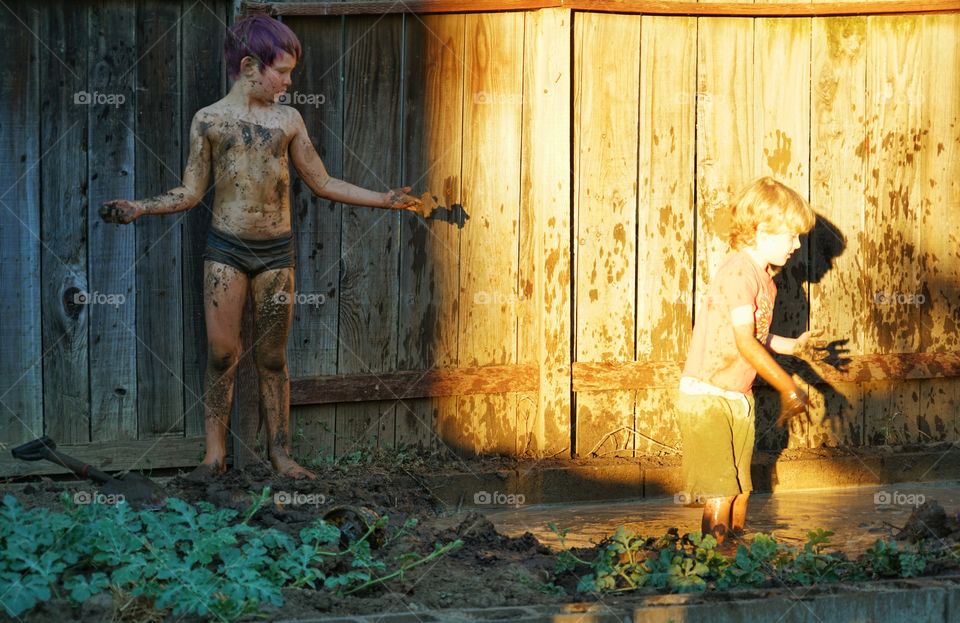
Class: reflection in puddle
486,482,960,556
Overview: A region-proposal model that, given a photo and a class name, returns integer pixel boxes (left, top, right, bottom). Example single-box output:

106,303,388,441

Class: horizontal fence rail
242,0,960,17
572,353,960,392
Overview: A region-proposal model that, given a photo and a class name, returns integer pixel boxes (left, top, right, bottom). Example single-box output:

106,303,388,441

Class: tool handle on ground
44,448,114,484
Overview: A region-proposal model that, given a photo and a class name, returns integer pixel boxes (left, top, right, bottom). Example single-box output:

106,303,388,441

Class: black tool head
10,436,57,461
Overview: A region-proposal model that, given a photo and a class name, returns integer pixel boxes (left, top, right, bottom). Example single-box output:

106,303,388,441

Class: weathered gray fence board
397,13,465,450
0,1,41,445
136,0,185,438
284,12,344,460
40,1,91,445
336,13,405,451
87,1,138,441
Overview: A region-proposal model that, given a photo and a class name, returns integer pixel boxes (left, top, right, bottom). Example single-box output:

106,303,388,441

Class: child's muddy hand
100,199,141,224
385,186,421,212
793,329,827,360
776,387,809,428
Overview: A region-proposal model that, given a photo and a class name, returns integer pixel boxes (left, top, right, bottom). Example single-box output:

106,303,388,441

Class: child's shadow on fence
758,214,853,460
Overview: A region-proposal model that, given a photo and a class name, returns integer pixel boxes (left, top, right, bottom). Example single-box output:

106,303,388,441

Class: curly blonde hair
727,177,815,250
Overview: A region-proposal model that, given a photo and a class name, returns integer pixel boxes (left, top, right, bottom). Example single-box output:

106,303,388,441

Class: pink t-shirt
681,250,777,394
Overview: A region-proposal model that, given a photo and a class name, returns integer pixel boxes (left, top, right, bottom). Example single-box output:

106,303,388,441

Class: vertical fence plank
862,16,924,446
519,7,571,457
88,1,137,441
337,14,405,453
285,13,344,461
455,12,523,455
399,13,464,452
634,15,696,457
0,1,41,444
918,13,960,444
41,1,90,445
754,15,813,450
573,12,640,457
181,0,227,439
696,16,754,307
809,16,867,448
136,0,184,440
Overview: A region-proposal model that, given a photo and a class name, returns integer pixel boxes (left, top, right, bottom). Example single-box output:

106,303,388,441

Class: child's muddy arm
766,334,797,355
767,330,826,358
733,324,797,393
140,113,211,214
289,111,419,210
101,113,210,224
734,323,810,425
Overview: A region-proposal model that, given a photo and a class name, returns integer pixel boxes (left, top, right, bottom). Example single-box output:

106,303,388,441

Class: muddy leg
251,267,316,480
187,261,249,482
702,496,735,543
729,493,750,536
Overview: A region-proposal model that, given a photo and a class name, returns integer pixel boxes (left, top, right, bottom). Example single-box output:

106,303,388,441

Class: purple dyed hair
224,15,302,79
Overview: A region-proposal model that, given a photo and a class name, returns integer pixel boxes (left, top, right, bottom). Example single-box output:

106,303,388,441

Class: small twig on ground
588,427,680,456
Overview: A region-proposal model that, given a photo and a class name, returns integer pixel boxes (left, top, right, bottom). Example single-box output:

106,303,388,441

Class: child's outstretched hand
384,186,421,212
100,199,142,224
793,329,828,361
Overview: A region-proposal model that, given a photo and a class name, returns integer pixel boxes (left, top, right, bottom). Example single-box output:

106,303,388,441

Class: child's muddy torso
199,103,296,239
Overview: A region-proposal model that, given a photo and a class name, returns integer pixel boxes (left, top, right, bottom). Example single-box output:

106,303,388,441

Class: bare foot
184,459,225,483
272,455,317,480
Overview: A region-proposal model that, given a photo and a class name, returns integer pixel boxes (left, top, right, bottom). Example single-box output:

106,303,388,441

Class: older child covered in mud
677,177,821,543
101,15,420,480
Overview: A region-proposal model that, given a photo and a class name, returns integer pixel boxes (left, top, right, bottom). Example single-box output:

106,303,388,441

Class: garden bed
3,449,960,621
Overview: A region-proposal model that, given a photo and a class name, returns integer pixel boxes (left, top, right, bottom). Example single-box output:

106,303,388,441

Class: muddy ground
6,445,960,621
6,452,575,622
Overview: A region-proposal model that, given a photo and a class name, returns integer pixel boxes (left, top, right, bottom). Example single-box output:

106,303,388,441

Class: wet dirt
3,455,568,622
8,450,960,621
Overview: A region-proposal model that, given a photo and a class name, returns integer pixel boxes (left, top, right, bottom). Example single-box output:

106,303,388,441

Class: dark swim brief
203,228,295,277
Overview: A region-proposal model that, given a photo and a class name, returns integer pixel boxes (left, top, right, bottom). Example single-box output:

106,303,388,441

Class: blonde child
677,177,818,542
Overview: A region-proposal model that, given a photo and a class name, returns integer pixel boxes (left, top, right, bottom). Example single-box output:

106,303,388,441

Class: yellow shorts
675,390,756,501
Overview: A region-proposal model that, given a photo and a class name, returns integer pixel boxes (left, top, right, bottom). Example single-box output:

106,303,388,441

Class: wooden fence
1,0,958,475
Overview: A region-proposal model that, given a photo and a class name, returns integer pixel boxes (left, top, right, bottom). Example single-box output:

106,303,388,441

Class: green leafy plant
0,490,461,621
553,523,938,596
